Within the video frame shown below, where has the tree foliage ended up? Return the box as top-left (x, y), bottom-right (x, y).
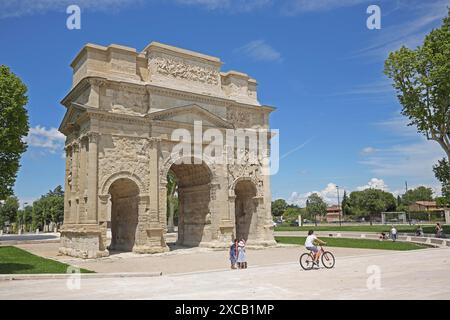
top-left (385, 10), bottom-right (450, 199)
top-left (384, 10), bottom-right (450, 159)
top-left (31, 186), bottom-right (64, 230)
top-left (347, 189), bottom-right (397, 219)
top-left (433, 158), bottom-right (450, 205)
top-left (0, 65), bottom-right (29, 200)
top-left (271, 198), bottom-right (288, 217)
top-left (166, 170), bottom-right (178, 232)
top-left (306, 193), bottom-right (327, 223)
top-left (0, 196), bottom-right (19, 226)
top-left (282, 206), bottom-right (303, 222)
top-left (401, 186), bottom-right (434, 206)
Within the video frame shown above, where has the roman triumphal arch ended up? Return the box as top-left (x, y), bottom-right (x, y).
top-left (58, 41), bottom-right (276, 258)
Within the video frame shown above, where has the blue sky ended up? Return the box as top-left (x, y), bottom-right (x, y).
top-left (0, 0), bottom-right (448, 207)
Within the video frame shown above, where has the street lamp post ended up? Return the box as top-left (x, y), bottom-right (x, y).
top-left (337, 185), bottom-right (342, 227)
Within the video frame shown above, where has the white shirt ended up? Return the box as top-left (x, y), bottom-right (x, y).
top-left (305, 234), bottom-right (317, 247)
top-left (391, 228), bottom-right (397, 235)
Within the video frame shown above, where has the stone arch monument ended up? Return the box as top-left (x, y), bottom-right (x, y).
top-left (58, 41), bottom-right (276, 258)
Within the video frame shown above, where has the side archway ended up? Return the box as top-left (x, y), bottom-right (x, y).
top-left (233, 179), bottom-right (258, 241)
top-left (108, 177), bottom-right (140, 252)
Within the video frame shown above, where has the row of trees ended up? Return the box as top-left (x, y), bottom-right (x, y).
top-left (0, 186), bottom-right (64, 233)
top-left (272, 186), bottom-right (441, 224)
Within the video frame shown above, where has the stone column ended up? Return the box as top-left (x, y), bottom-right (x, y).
top-left (98, 194), bottom-right (110, 223)
top-left (78, 136), bottom-right (88, 222)
top-left (146, 137), bottom-right (168, 252)
top-left (86, 132), bottom-right (99, 223)
top-left (71, 141), bottom-right (80, 223)
top-left (148, 138), bottom-right (160, 224)
top-left (63, 146), bottom-right (72, 223)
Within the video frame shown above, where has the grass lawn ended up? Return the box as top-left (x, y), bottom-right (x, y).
top-left (275, 224), bottom-right (449, 234)
top-left (275, 236), bottom-right (428, 251)
top-left (0, 246), bottom-right (94, 274)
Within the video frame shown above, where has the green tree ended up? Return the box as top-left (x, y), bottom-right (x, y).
top-left (306, 193), bottom-right (327, 226)
top-left (271, 198), bottom-right (288, 217)
top-left (282, 207), bottom-right (302, 223)
top-left (17, 205), bottom-right (33, 232)
top-left (0, 196), bottom-right (19, 229)
top-left (166, 171), bottom-right (178, 233)
top-left (433, 158), bottom-right (450, 205)
top-left (350, 189), bottom-right (395, 225)
top-left (385, 10), bottom-right (450, 197)
top-left (341, 190), bottom-right (350, 217)
top-left (31, 186), bottom-right (64, 231)
top-left (401, 186), bottom-right (434, 206)
top-left (0, 65), bottom-right (29, 200)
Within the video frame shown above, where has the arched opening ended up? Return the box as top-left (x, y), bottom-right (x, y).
top-left (235, 180), bottom-right (257, 241)
top-left (108, 178), bottom-right (139, 252)
top-left (168, 160), bottom-right (212, 247)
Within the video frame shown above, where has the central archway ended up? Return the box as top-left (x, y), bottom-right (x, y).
top-left (169, 160), bottom-right (212, 247)
top-left (108, 178), bottom-right (139, 252)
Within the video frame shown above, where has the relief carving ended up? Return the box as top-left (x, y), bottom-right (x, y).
top-left (112, 88), bottom-right (149, 115)
top-left (151, 56), bottom-right (219, 85)
top-left (99, 136), bottom-right (150, 192)
top-left (228, 149), bottom-right (264, 197)
top-left (226, 107), bottom-right (252, 128)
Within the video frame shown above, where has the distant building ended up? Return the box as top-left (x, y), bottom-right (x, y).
top-left (326, 205), bottom-right (341, 223)
top-left (408, 201), bottom-right (443, 212)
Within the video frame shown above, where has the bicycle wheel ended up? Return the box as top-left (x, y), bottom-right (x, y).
top-left (321, 251), bottom-right (335, 269)
top-left (299, 253), bottom-right (314, 270)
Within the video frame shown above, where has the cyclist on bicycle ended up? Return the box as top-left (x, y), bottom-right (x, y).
top-left (305, 230), bottom-right (326, 267)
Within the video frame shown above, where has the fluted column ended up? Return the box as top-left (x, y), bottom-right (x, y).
top-left (87, 132), bottom-right (99, 223)
top-left (149, 137), bottom-right (160, 224)
top-left (71, 141), bottom-right (80, 223)
top-left (63, 145), bottom-right (72, 223)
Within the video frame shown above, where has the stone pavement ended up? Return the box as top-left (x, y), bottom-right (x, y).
top-left (1, 246), bottom-right (449, 299)
top-left (15, 242), bottom-right (387, 274)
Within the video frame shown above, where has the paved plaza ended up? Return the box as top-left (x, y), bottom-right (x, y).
top-left (1, 245), bottom-right (449, 299)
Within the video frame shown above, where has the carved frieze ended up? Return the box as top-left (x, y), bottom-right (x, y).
top-left (227, 149), bottom-right (264, 197)
top-left (98, 136), bottom-right (150, 192)
top-left (150, 56), bottom-right (219, 85)
top-left (226, 107), bottom-right (252, 128)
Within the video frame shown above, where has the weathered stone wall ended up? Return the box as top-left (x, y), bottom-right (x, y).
top-left (59, 41), bottom-right (276, 259)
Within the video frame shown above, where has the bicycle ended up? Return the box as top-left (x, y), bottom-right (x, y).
top-left (299, 245), bottom-right (335, 270)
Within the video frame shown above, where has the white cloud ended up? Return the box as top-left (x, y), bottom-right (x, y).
top-left (289, 178), bottom-right (391, 207)
top-left (24, 125), bottom-right (65, 154)
top-left (356, 177), bottom-right (389, 191)
top-left (1, 0), bottom-right (142, 19)
top-left (281, 0), bottom-right (369, 15)
top-left (361, 147), bottom-right (377, 155)
top-left (174, 0), bottom-right (271, 12)
top-left (289, 182), bottom-right (344, 207)
top-left (234, 40), bottom-right (282, 62)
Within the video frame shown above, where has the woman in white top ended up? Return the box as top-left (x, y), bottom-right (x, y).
top-left (304, 230), bottom-right (326, 266)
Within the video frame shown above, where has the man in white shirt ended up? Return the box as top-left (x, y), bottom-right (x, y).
top-left (305, 230), bottom-right (326, 267)
top-left (390, 226), bottom-right (397, 242)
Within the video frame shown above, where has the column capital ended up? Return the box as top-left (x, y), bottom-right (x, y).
top-left (87, 132), bottom-right (100, 143)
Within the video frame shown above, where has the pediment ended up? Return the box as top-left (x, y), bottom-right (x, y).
top-left (147, 104), bottom-right (234, 129)
top-left (59, 103), bottom-right (86, 135)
